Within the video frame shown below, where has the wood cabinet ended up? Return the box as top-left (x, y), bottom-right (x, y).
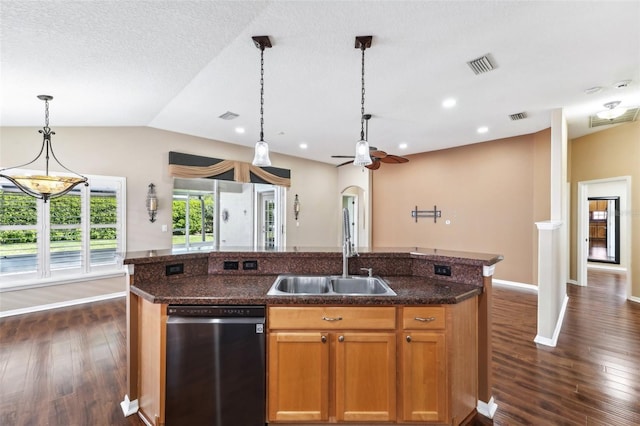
top-left (268, 332), bottom-right (330, 421)
top-left (400, 307), bottom-right (447, 422)
top-left (268, 306), bottom-right (396, 422)
top-left (399, 300), bottom-right (478, 425)
top-left (129, 299), bottom-right (478, 425)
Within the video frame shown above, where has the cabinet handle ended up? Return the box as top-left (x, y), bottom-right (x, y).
top-left (322, 316), bottom-right (343, 322)
top-left (414, 316), bottom-right (436, 322)
top-left (321, 335), bottom-right (327, 343)
top-left (338, 335), bottom-right (344, 342)
top-left (406, 335), bottom-right (412, 343)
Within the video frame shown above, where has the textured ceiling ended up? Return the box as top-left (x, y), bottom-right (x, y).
top-left (1, 1), bottom-right (639, 165)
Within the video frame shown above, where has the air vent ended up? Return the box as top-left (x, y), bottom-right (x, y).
top-left (467, 54), bottom-right (496, 75)
top-left (218, 111), bottom-right (239, 120)
top-left (589, 107), bottom-right (639, 128)
top-left (509, 112), bottom-right (527, 121)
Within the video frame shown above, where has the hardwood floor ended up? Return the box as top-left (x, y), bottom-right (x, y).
top-left (489, 269), bottom-right (640, 426)
top-left (0, 298), bottom-right (142, 426)
top-left (1, 270), bottom-right (638, 425)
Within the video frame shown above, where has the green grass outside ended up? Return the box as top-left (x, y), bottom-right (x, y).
top-left (1, 239), bottom-right (117, 256)
top-left (2, 233), bottom-right (215, 256)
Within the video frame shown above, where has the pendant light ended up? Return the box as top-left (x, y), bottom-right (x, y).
top-left (252, 36), bottom-right (273, 167)
top-left (0, 95), bottom-right (88, 202)
top-left (353, 36), bottom-right (373, 167)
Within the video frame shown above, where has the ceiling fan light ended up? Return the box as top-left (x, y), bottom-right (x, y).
top-left (353, 139), bottom-right (372, 166)
top-left (596, 107), bottom-right (627, 120)
top-left (252, 140), bottom-right (271, 167)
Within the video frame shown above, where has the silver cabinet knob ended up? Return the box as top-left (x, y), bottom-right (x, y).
top-left (406, 335), bottom-right (412, 343)
top-left (338, 335), bottom-right (344, 342)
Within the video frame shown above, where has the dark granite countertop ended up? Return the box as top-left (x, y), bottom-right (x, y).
top-left (130, 274), bottom-right (481, 306)
top-left (123, 246), bottom-right (503, 267)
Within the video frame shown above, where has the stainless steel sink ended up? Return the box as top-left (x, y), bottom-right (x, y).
top-left (267, 275), bottom-right (396, 296)
top-left (330, 276), bottom-right (392, 295)
top-left (269, 275), bottom-right (331, 294)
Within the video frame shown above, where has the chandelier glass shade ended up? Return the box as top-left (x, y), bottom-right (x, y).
top-left (0, 95), bottom-right (88, 202)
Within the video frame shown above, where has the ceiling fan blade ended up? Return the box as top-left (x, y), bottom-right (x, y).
top-left (379, 155), bottom-right (409, 164)
top-left (366, 160), bottom-right (381, 170)
top-left (370, 150), bottom-right (388, 159)
top-left (331, 155), bottom-right (355, 158)
top-left (336, 160), bottom-right (354, 167)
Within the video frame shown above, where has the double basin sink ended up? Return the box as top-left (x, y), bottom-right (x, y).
top-left (267, 274), bottom-right (397, 296)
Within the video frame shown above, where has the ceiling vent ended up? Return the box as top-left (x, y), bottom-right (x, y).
top-left (467, 54), bottom-right (496, 75)
top-left (589, 107), bottom-right (639, 128)
top-left (218, 111), bottom-right (239, 120)
top-left (509, 112), bottom-right (527, 121)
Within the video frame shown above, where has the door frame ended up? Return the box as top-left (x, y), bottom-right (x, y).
top-left (577, 176), bottom-right (631, 298)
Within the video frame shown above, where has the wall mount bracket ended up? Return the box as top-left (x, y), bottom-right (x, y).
top-left (411, 205), bottom-right (442, 223)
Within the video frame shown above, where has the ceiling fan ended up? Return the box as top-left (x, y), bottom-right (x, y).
top-left (331, 114), bottom-right (409, 170)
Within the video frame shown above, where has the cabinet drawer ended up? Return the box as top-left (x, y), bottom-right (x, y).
top-left (268, 306), bottom-right (396, 330)
top-left (402, 307), bottom-right (445, 330)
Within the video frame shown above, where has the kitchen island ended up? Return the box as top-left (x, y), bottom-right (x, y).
top-left (122, 247), bottom-right (502, 425)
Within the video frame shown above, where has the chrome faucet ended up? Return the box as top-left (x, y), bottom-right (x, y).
top-left (342, 208), bottom-right (357, 277)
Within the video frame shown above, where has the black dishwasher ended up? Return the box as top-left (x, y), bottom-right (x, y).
top-left (165, 305), bottom-right (266, 426)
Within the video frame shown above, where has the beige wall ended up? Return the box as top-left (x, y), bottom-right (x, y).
top-left (569, 121), bottom-right (639, 297)
top-left (0, 126), bottom-right (339, 251)
top-left (371, 129), bottom-right (551, 284)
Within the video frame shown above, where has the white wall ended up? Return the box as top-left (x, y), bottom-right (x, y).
top-left (1, 126), bottom-right (340, 251)
top-left (219, 183), bottom-right (253, 247)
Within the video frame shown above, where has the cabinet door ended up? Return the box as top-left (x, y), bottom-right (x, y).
top-left (401, 331), bottom-right (447, 422)
top-left (335, 332), bottom-right (396, 422)
top-left (268, 332), bottom-right (329, 422)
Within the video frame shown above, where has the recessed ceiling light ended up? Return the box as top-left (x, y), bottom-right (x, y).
top-left (477, 126), bottom-right (489, 134)
top-left (442, 98), bottom-right (456, 108)
top-left (584, 86), bottom-right (602, 95)
top-left (299, 143), bottom-right (308, 149)
top-left (235, 127), bottom-right (245, 134)
top-left (398, 143), bottom-right (408, 150)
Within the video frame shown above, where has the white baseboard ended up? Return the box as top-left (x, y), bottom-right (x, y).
top-left (534, 294), bottom-right (569, 347)
top-left (120, 394), bottom-right (139, 417)
top-left (587, 263), bottom-right (627, 272)
top-left (628, 295), bottom-right (640, 304)
top-left (477, 396), bottom-right (498, 419)
top-left (0, 291), bottom-right (125, 318)
top-left (492, 279), bottom-right (538, 292)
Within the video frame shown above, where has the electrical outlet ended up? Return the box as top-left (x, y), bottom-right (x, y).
top-left (434, 264), bottom-right (452, 276)
top-left (223, 261), bottom-right (239, 270)
top-left (243, 260), bottom-right (258, 270)
top-left (166, 263), bottom-right (184, 276)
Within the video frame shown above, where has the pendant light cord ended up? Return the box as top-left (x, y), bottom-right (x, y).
top-left (360, 45), bottom-right (366, 141)
top-left (259, 45), bottom-right (265, 142)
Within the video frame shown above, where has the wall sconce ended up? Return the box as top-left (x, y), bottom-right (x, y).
top-left (293, 194), bottom-right (301, 226)
top-left (146, 183), bottom-right (158, 223)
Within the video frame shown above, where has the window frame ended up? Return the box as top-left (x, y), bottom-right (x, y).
top-left (0, 170), bottom-right (126, 288)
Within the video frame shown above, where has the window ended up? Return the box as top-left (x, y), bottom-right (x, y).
top-left (0, 173), bottom-right (126, 286)
top-left (172, 191), bottom-right (214, 250)
top-left (172, 178), bottom-right (285, 251)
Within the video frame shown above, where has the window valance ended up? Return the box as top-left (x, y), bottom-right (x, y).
top-left (168, 151), bottom-right (291, 188)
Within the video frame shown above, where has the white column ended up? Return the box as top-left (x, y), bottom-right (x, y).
top-left (534, 221), bottom-right (569, 347)
top-left (477, 264), bottom-right (498, 419)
